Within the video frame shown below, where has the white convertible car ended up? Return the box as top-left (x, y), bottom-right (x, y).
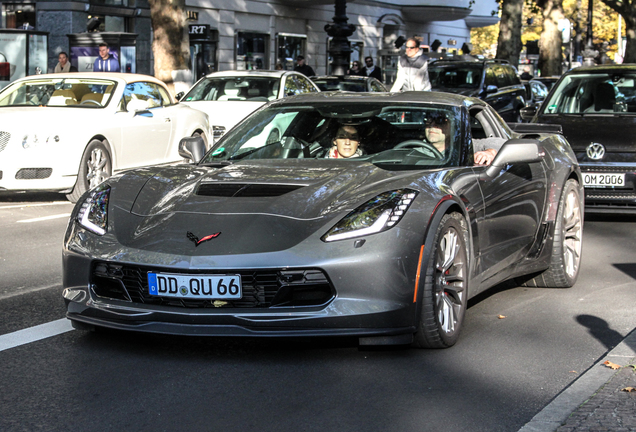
top-left (0, 73), bottom-right (210, 201)
top-left (178, 70), bottom-right (320, 142)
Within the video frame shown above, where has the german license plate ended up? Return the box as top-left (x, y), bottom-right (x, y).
top-left (148, 273), bottom-right (242, 299)
top-left (583, 173), bottom-right (625, 188)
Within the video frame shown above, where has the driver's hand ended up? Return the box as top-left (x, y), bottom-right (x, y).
top-left (474, 149), bottom-right (497, 166)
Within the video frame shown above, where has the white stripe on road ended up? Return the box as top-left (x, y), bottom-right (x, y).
top-left (0, 202), bottom-right (72, 210)
top-left (0, 319), bottom-right (74, 352)
top-left (17, 213), bottom-right (71, 223)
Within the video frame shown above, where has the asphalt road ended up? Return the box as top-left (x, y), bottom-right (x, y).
top-left (2, 193), bottom-right (636, 432)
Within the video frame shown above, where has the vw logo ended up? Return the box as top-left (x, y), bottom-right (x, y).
top-left (586, 142), bottom-right (605, 160)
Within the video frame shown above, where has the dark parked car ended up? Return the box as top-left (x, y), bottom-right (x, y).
top-left (310, 75), bottom-right (388, 92)
top-left (522, 79), bottom-right (549, 114)
top-left (63, 91), bottom-right (583, 349)
top-left (429, 58), bottom-right (527, 122)
top-left (532, 76), bottom-right (560, 92)
top-left (522, 64), bottom-right (636, 212)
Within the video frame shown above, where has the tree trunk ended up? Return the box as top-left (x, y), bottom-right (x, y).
top-left (537, 0), bottom-right (564, 76)
top-left (495, 0), bottom-right (524, 66)
top-left (149, 0), bottom-right (190, 95)
top-left (602, 0), bottom-right (636, 63)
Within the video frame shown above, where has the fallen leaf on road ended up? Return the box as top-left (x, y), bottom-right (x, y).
top-left (622, 387), bottom-right (635, 392)
top-left (603, 360), bottom-right (621, 370)
top-left (497, 315), bottom-right (506, 319)
top-left (569, 371), bottom-right (578, 374)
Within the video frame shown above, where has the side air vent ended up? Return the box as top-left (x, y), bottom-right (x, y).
top-left (197, 183), bottom-right (303, 197)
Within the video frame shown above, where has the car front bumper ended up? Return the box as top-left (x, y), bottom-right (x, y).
top-left (63, 220), bottom-right (423, 340)
top-left (580, 163), bottom-right (636, 213)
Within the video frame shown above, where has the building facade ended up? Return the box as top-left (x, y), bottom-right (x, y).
top-left (1, 0), bottom-right (498, 86)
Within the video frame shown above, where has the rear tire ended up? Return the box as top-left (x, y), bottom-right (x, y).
top-left (66, 140), bottom-right (112, 202)
top-left (413, 212), bottom-right (469, 349)
top-left (519, 179), bottom-right (583, 288)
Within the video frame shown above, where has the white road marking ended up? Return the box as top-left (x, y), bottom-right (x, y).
top-left (0, 319), bottom-right (74, 352)
top-left (17, 213), bottom-right (71, 223)
top-left (0, 202), bottom-right (72, 210)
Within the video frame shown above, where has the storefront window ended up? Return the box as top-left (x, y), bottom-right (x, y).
top-left (87, 15), bottom-right (129, 32)
top-left (237, 32), bottom-right (268, 70)
top-left (276, 33), bottom-right (306, 71)
top-left (2, 3), bottom-right (36, 29)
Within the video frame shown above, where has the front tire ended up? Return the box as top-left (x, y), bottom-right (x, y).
top-left (66, 140), bottom-right (112, 202)
top-left (413, 212), bottom-right (469, 349)
top-left (519, 179), bottom-right (583, 288)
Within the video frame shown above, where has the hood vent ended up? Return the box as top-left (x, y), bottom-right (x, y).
top-left (197, 183), bottom-right (303, 197)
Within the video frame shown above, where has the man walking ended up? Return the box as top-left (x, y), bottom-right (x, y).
top-left (361, 56), bottom-right (382, 82)
top-left (390, 38), bottom-right (430, 92)
top-left (93, 43), bottom-right (120, 72)
top-left (294, 55), bottom-right (315, 77)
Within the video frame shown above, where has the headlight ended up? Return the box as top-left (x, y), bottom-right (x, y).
top-left (77, 184), bottom-right (110, 235)
top-left (22, 134), bottom-right (60, 149)
top-left (322, 189), bottom-right (418, 242)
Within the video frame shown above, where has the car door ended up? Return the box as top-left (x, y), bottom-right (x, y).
top-left (116, 81), bottom-right (175, 169)
top-left (470, 106), bottom-right (547, 285)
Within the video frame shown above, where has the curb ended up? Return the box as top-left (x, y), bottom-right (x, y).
top-left (518, 328), bottom-right (636, 432)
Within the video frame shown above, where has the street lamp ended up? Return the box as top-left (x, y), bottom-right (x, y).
top-left (582, 0), bottom-right (598, 66)
top-left (324, 0), bottom-right (356, 76)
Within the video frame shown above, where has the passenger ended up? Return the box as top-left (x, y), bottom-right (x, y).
top-left (425, 113), bottom-right (497, 165)
top-left (328, 125), bottom-right (364, 158)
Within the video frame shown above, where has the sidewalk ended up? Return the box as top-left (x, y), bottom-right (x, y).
top-left (519, 329), bottom-right (636, 432)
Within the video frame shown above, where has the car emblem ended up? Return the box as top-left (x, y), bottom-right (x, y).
top-left (187, 231), bottom-right (221, 247)
top-left (586, 142), bottom-right (605, 160)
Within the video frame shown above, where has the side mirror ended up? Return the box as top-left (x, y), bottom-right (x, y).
top-left (178, 136), bottom-right (206, 163)
top-left (520, 106), bottom-right (537, 122)
top-left (175, 91), bottom-right (184, 101)
top-left (485, 85), bottom-right (498, 94)
top-left (483, 139), bottom-right (544, 179)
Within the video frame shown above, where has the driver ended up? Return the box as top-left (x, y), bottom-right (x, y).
top-left (327, 125), bottom-right (364, 158)
top-left (425, 113), bottom-right (497, 165)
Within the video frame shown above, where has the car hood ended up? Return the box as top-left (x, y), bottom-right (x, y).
top-left (179, 100), bottom-right (265, 130)
top-left (430, 87), bottom-right (479, 98)
top-left (107, 160), bottom-right (427, 255)
top-left (535, 114), bottom-right (636, 162)
top-left (0, 106), bottom-right (104, 131)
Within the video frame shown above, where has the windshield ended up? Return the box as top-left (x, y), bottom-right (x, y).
top-left (429, 64), bottom-right (483, 89)
top-left (201, 102), bottom-right (464, 169)
top-left (542, 72), bottom-right (636, 114)
top-left (182, 77), bottom-right (281, 102)
top-left (0, 78), bottom-right (116, 107)
top-left (314, 79), bottom-right (367, 92)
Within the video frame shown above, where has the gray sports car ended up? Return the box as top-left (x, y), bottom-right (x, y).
top-left (63, 91), bottom-right (584, 348)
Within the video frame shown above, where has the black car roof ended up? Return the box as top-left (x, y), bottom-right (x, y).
top-left (564, 64), bottom-right (636, 75)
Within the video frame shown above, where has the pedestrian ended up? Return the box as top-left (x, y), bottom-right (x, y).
top-left (361, 56), bottom-right (382, 82)
top-left (519, 66), bottom-right (533, 80)
top-left (294, 55), bottom-right (315, 77)
top-left (347, 61), bottom-right (364, 76)
top-left (93, 43), bottom-right (120, 72)
top-left (54, 52), bottom-right (77, 73)
top-left (390, 38), bottom-right (431, 92)
top-left (275, 63), bottom-right (284, 70)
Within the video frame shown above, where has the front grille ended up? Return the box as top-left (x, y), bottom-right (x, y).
top-left (197, 183), bottom-right (303, 197)
top-left (0, 131), bottom-right (9, 153)
top-left (15, 168), bottom-right (52, 180)
top-left (580, 165), bottom-right (636, 173)
top-left (91, 262), bottom-right (335, 309)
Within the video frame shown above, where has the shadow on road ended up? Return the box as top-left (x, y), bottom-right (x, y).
top-left (0, 191), bottom-right (67, 203)
top-left (584, 212), bottom-right (636, 223)
top-left (576, 314), bottom-right (625, 351)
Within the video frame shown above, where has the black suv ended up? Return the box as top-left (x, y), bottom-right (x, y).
top-left (428, 58), bottom-right (526, 122)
